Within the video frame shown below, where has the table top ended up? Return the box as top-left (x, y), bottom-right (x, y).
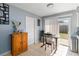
top-left (44, 33), bottom-right (58, 38)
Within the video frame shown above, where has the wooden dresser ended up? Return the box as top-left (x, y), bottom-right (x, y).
top-left (11, 32), bottom-right (28, 56)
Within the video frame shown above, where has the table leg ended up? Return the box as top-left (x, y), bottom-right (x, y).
top-left (41, 36), bottom-right (45, 47)
top-left (54, 38), bottom-right (57, 53)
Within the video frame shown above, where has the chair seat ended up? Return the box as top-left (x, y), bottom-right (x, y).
top-left (46, 42), bottom-right (52, 45)
top-left (46, 41), bottom-right (54, 45)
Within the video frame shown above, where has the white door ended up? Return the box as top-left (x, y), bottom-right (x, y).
top-left (34, 18), bottom-right (40, 43)
top-left (26, 16), bottom-right (35, 45)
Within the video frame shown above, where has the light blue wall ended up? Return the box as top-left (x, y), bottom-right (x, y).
top-left (0, 4), bottom-right (42, 55)
top-left (0, 26), bottom-right (13, 55)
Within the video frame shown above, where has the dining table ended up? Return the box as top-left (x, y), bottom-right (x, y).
top-left (41, 33), bottom-right (58, 54)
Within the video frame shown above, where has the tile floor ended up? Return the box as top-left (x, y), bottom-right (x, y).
top-left (53, 45), bottom-right (78, 56)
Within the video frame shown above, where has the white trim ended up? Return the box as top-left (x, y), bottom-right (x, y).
top-left (0, 51), bottom-right (10, 56)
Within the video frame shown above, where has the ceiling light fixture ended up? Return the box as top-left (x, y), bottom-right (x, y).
top-left (47, 3), bottom-right (54, 8)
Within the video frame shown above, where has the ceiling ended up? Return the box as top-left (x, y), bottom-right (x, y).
top-left (9, 3), bottom-right (79, 17)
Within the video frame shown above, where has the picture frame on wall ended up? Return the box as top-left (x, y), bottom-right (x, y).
top-left (0, 3), bottom-right (9, 25)
top-left (37, 19), bottom-right (40, 26)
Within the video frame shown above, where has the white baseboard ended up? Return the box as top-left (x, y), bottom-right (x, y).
top-left (35, 40), bottom-right (39, 43)
top-left (0, 51), bottom-right (10, 56)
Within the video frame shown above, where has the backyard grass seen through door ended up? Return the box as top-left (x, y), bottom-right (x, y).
top-left (60, 33), bottom-right (68, 39)
top-left (59, 33), bottom-right (68, 46)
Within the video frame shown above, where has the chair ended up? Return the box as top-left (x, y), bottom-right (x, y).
top-left (44, 34), bottom-right (55, 52)
top-left (40, 30), bottom-right (44, 42)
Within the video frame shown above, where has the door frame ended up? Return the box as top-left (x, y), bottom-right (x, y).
top-left (26, 16), bottom-right (35, 45)
top-left (58, 16), bottom-right (72, 47)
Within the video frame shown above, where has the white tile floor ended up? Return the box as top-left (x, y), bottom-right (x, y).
top-left (58, 38), bottom-right (69, 46)
top-left (53, 45), bottom-right (79, 56)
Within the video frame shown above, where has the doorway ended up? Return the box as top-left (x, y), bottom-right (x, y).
top-left (26, 16), bottom-right (40, 45)
top-left (58, 16), bottom-right (71, 47)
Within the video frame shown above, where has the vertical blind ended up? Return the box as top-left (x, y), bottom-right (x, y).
top-left (45, 18), bottom-right (59, 36)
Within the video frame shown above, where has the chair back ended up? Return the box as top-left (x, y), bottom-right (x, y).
top-left (44, 33), bottom-right (52, 43)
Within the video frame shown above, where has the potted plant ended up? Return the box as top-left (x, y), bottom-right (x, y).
top-left (11, 21), bottom-right (21, 32)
